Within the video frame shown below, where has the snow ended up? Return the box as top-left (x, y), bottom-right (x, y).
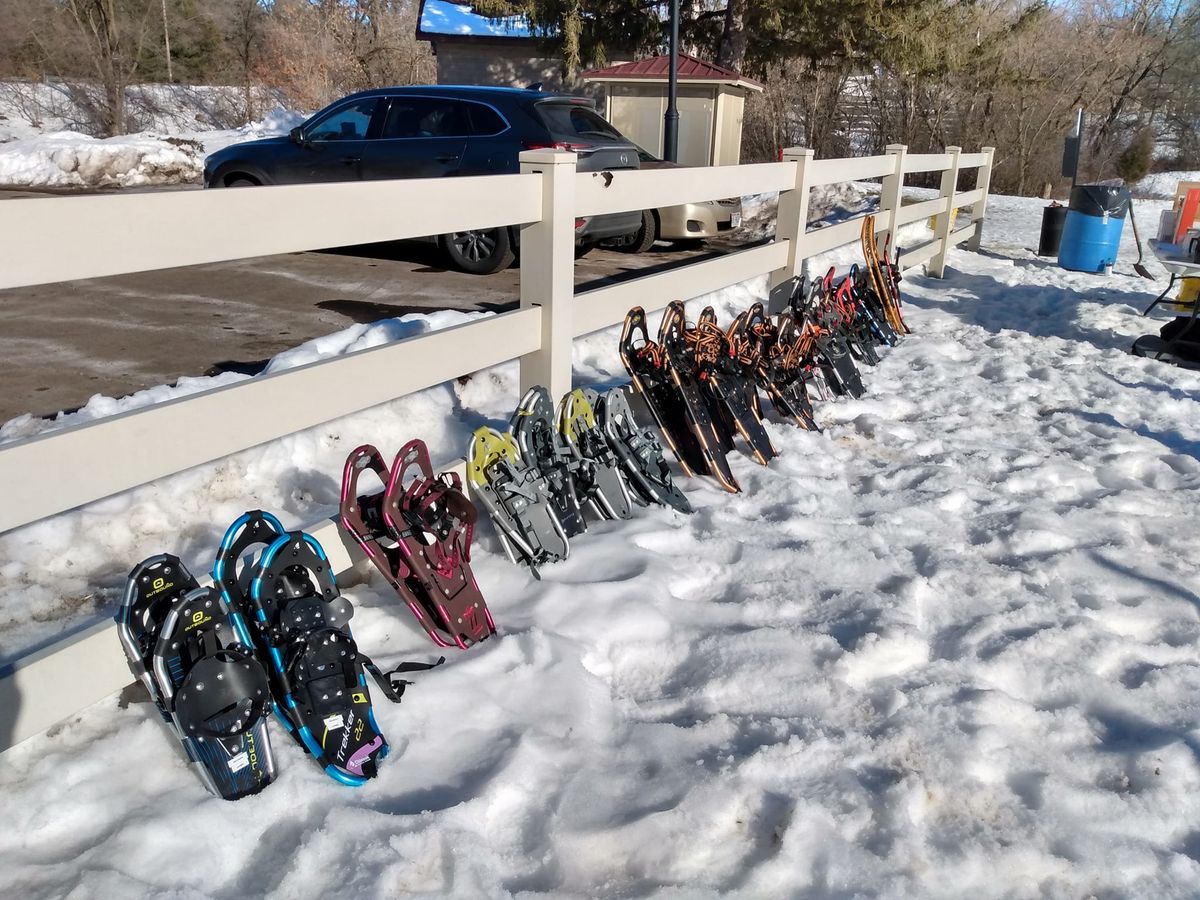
top-left (0, 82), bottom-right (304, 188)
top-left (5, 194), bottom-right (1200, 896)
top-left (1136, 170), bottom-right (1200, 201)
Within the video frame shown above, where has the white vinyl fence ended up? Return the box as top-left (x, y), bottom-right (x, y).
top-left (0, 143), bottom-right (994, 751)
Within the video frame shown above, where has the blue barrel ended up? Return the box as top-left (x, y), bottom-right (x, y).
top-left (1058, 184), bottom-right (1130, 273)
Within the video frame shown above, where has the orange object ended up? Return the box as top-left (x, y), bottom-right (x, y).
top-left (1176, 187), bottom-right (1200, 245)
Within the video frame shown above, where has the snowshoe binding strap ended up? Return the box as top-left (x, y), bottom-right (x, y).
top-left (152, 585), bottom-right (276, 800)
top-left (511, 385), bottom-right (588, 536)
top-left (559, 388), bottom-right (634, 521)
top-left (339, 445), bottom-right (450, 646)
top-left (249, 531), bottom-right (395, 785)
top-left (468, 426), bottom-right (569, 578)
top-left (597, 387), bottom-right (691, 513)
top-left (383, 439), bottom-right (497, 650)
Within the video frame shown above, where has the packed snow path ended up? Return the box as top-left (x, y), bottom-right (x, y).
top-left (3, 195), bottom-right (1200, 897)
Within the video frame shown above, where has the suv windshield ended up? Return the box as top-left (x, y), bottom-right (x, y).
top-left (535, 102), bottom-right (625, 143)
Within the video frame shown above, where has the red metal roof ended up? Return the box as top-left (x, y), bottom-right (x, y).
top-left (580, 54), bottom-right (763, 89)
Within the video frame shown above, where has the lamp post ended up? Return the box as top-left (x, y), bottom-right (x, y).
top-left (663, 0), bottom-right (679, 162)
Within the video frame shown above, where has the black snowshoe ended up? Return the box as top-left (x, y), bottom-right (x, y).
top-left (119, 555), bottom-right (275, 800)
top-left (595, 387), bottom-right (691, 513)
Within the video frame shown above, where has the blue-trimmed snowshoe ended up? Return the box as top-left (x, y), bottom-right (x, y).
top-left (246, 530), bottom-right (438, 785)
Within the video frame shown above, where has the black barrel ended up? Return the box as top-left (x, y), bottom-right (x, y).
top-left (1038, 204), bottom-right (1068, 257)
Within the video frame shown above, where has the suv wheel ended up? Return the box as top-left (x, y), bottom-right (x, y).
top-left (614, 210), bottom-right (658, 254)
top-left (441, 228), bottom-right (515, 275)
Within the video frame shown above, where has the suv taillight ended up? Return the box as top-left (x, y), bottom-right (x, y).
top-left (523, 141), bottom-right (594, 152)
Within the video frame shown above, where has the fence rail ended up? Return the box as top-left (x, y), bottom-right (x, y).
top-left (0, 142), bottom-right (994, 752)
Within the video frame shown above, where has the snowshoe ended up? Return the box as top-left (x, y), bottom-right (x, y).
top-left (340, 446), bottom-right (449, 646)
top-left (558, 388), bottom-right (634, 521)
top-left (686, 305), bottom-right (777, 465)
top-left (511, 386), bottom-right (588, 537)
top-left (382, 439), bottom-right (496, 649)
top-left (119, 556), bottom-right (276, 801)
top-left (657, 302), bottom-right (741, 492)
top-left (732, 304), bottom-right (820, 432)
top-left (246, 530), bottom-right (433, 785)
top-left (468, 426), bottom-right (569, 577)
top-left (619, 306), bottom-right (710, 479)
top-left (596, 387), bottom-right (691, 513)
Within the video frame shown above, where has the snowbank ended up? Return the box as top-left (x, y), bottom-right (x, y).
top-left (3, 196), bottom-right (1200, 896)
top-left (1134, 170), bottom-right (1200, 200)
top-left (0, 108), bottom-right (304, 189)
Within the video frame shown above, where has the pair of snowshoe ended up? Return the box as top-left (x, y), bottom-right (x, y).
top-left (119, 512), bottom-right (441, 799)
top-left (339, 438), bottom-right (496, 651)
top-left (468, 385), bottom-right (690, 577)
top-left (620, 301), bottom-right (782, 494)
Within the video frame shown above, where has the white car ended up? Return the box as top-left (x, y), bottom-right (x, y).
top-left (606, 149), bottom-right (743, 253)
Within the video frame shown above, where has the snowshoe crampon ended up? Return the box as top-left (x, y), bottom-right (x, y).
top-left (559, 388), bottom-right (633, 521)
top-left (382, 439), bottom-right (496, 649)
top-left (468, 425), bottom-right (569, 577)
top-left (510, 386), bottom-right (587, 536)
top-left (596, 387), bottom-right (691, 513)
top-left (248, 532), bottom-right (404, 785)
top-left (121, 556), bottom-right (276, 801)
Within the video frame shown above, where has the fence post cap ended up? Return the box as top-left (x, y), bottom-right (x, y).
top-left (518, 149), bottom-right (579, 166)
top-left (781, 146), bottom-right (815, 160)
top-left (885, 143), bottom-right (907, 152)
top-left (946, 146), bottom-right (963, 154)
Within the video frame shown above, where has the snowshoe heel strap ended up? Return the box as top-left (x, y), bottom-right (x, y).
top-left (362, 654), bottom-right (446, 704)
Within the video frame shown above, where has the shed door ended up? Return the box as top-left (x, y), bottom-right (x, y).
top-left (677, 88), bottom-right (715, 167)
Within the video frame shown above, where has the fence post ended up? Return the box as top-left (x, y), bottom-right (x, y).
top-left (928, 145), bottom-right (962, 278)
top-left (879, 143), bottom-right (907, 255)
top-left (767, 146), bottom-right (814, 314)
top-left (967, 146), bottom-right (994, 252)
top-left (518, 149), bottom-right (577, 399)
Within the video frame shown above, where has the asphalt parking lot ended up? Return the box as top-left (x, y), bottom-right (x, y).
top-left (0, 200), bottom-right (758, 423)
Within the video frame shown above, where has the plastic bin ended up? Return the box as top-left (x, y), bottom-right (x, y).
top-left (1058, 184), bottom-right (1130, 274)
top-left (1038, 204), bottom-right (1068, 257)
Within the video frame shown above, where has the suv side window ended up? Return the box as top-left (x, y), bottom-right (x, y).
top-left (465, 103), bottom-right (506, 136)
top-left (382, 98), bottom-right (471, 139)
top-left (306, 98), bottom-right (378, 142)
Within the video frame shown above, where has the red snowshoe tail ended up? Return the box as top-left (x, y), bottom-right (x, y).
top-left (383, 439), bottom-right (496, 651)
top-left (339, 445), bottom-right (453, 648)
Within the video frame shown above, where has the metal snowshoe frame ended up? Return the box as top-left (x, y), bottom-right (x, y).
top-left (596, 387), bottom-right (692, 514)
top-left (789, 279), bottom-right (865, 399)
top-left (656, 301), bottom-right (741, 492)
top-left (685, 304), bottom-right (777, 465)
top-left (558, 388), bottom-right (634, 521)
top-left (382, 439), bottom-right (496, 649)
top-left (619, 306), bottom-right (712, 479)
top-left (728, 303), bottom-right (820, 432)
top-left (468, 425), bottom-right (569, 578)
top-left (510, 386), bottom-right (588, 537)
top-left (861, 214), bottom-right (909, 335)
top-left (340, 445), bottom-right (450, 645)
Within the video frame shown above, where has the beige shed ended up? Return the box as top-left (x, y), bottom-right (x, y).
top-left (580, 54), bottom-right (763, 167)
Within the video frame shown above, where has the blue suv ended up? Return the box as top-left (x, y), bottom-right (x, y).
top-left (203, 85), bottom-right (643, 273)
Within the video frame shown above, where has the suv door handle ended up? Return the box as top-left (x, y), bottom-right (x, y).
top-left (436, 155), bottom-right (459, 163)
top-left (339, 156), bottom-right (360, 165)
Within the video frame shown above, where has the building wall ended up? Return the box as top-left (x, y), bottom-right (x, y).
top-left (607, 84), bottom-right (718, 165)
top-left (716, 90), bottom-right (745, 166)
top-left (433, 41), bottom-right (567, 91)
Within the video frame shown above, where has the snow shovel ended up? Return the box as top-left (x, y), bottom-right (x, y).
top-left (1128, 197), bottom-right (1154, 280)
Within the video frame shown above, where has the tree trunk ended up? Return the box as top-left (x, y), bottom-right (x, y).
top-left (716, 0), bottom-right (748, 72)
